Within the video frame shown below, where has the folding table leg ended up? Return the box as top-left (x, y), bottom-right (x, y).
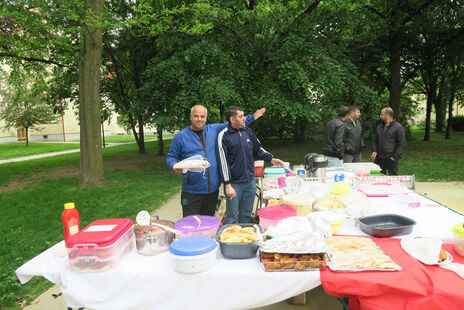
top-left (287, 292), bottom-right (306, 305)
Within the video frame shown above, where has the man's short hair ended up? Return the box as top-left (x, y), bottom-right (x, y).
top-left (226, 106), bottom-right (243, 122)
top-left (338, 106), bottom-right (350, 118)
top-left (349, 106), bottom-right (360, 112)
top-left (383, 107), bottom-right (394, 118)
top-left (191, 105), bottom-right (208, 116)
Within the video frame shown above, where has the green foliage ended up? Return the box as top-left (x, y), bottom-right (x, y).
top-left (0, 71), bottom-right (60, 143)
top-left (451, 116), bottom-right (464, 131)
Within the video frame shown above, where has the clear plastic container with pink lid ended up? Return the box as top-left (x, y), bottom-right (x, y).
top-left (174, 215), bottom-right (220, 238)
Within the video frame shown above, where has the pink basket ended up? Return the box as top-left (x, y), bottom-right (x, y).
top-left (257, 206), bottom-right (297, 229)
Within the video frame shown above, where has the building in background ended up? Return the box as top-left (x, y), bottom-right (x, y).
top-left (0, 104), bottom-right (150, 143)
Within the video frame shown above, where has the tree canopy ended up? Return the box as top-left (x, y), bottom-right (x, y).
top-left (1, 0), bottom-right (464, 170)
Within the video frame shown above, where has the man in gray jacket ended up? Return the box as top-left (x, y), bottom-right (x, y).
top-left (343, 106), bottom-right (364, 163)
top-left (323, 106), bottom-right (350, 160)
top-left (371, 107), bottom-right (406, 175)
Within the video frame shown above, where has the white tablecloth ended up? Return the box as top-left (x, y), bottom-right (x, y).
top-left (16, 192), bottom-right (464, 310)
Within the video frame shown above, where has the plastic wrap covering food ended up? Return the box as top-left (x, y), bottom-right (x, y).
top-left (400, 237), bottom-right (451, 265)
top-left (342, 191), bottom-right (379, 219)
top-left (313, 194), bottom-right (345, 210)
top-left (261, 216), bottom-right (330, 254)
top-left (265, 216), bottom-right (331, 239)
top-left (325, 236), bottom-right (401, 271)
top-left (173, 155), bottom-right (210, 172)
top-left (263, 188), bottom-right (285, 199)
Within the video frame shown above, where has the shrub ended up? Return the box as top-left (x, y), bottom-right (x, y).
top-left (451, 116), bottom-right (464, 131)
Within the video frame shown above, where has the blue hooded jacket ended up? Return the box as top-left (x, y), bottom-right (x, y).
top-left (166, 115), bottom-right (255, 194)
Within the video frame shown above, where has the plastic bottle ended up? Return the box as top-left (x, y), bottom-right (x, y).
top-left (62, 202), bottom-right (80, 242)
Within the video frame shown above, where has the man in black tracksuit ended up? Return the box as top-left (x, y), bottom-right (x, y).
top-left (343, 106), bottom-right (365, 163)
top-left (371, 107), bottom-right (406, 175)
top-left (217, 106), bottom-right (284, 224)
top-left (323, 106), bottom-right (350, 159)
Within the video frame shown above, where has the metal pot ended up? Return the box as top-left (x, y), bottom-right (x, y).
top-left (134, 218), bottom-right (175, 256)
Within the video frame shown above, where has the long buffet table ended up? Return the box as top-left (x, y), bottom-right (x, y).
top-left (16, 191), bottom-right (464, 310)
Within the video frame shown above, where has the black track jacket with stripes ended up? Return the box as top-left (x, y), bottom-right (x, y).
top-left (217, 125), bottom-right (273, 185)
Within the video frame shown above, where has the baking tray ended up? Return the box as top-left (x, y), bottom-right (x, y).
top-left (260, 251), bottom-right (327, 272)
top-left (357, 214), bottom-right (416, 238)
top-left (326, 236), bottom-right (401, 271)
top-left (216, 223), bottom-right (262, 259)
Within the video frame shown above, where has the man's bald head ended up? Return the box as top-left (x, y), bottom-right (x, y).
top-left (190, 105), bottom-right (208, 131)
top-left (380, 107), bottom-right (395, 124)
top-left (191, 105), bottom-right (207, 116)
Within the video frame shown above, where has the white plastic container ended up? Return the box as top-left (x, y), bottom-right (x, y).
top-left (66, 218), bottom-right (135, 272)
top-left (452, 224), bottom-right (464, 257)
top-left (282, 194), bottom-right (315, 216)
top-left (169, 236), bottom-right (218, 274)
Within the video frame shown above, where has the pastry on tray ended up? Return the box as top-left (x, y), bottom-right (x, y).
top-left (220, 225), bottom-right (258, 243)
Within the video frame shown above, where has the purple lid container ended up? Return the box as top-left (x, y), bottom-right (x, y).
top-left (174, 215), bottom-right (220, 234)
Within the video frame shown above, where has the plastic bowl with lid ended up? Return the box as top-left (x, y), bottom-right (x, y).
top-left (169, 236), bottom-right (218, 273)
top-left (257, 206), bottom-right (297, 229)
top-left (452, 223), bottom-right (464, 257)
top-left (174, 215), bottom-right (220, 238)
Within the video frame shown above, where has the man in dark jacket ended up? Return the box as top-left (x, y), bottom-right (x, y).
top-left (217, 106), bottom-right (284, 224)
top-left (371, 107), bottom-right (406, 175)
top-left (343, 106), bottom-right (364, 163)
top-left (323, 106), bottom-right (350, 159)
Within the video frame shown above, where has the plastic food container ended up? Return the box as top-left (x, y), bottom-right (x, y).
top-left (254, 160), bottom-right (264, 177)
top-left (66, 218), bottom-right (135, 272)
top-left (316, 212), bottom-right (345, 234)
top-left (134, 219), bottom-right (175, 256)
top-left (174, 215), bottom-right (220, 238)
top-left (389, 194), bottom-right (421, 208)
top-left (169, 236), bottom-right (218, 273)
top-left (257, 206), bottom-right (297, 229)
top-left (216, 224), bottom-right (262, 259)
top-left (282, 194), bottom-right (315, 216)
top-left (452, 223), bottom-right (464, 257)
top-left (357, 214), bottom-right (416, 238)
top-left (264, 167), bottom-right (286, 178)
top-left (355, 169), bottom-right (370, 176)
top-left (343, 162), bottom-right (381, 174)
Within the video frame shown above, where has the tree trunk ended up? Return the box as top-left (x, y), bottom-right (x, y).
top-left (293, 118), bottom-right (305, 143)
top-left (25, 126), bottom-right (29, 147)
top-left (445, 89), bottom-right (455, 140)
top-left (434, 78), bottom-right (446, 133)
top-left (137, 115), bottom-right (145, 154)
top-left (157, 126), bottom-right (164, 156)
top-left (424, 84), bottom-right (436, 141)
top-left (445, 67), bottom-right (457, 139)
top-left (388, 31), bottom-right (402, 120)
top-left (79, 0), bottom-right (104, 187)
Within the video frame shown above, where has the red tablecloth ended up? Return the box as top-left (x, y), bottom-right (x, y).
top-left (320, 237), bottom-right (464, 310)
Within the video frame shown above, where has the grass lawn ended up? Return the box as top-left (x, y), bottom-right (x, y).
top-left (0, 142), bottom-right (180, 309)
top-left (0, 143), bottom-right (80, 160)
